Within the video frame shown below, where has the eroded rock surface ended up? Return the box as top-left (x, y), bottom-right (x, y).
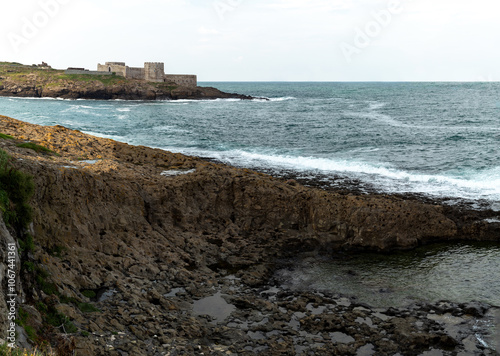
top-left (0, 115), bottom-right (498, 355)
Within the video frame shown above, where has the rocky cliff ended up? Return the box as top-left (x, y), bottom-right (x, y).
top-left (0, 115), bottom-right (499, 355)
top-left (0, 64), bottom-right (254, 100)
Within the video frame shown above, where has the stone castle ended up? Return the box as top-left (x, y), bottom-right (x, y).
top-left (65, 62), bottom-right (197, 87)
top-left (98, 62), bottom-right (197, 87)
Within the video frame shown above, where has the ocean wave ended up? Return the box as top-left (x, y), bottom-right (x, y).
top-left (345, 111), bottom-right (411, 128)
top-left (367, 101), bottom-right (387, 110)
top-left (254, 96), bottom-right (296, 102)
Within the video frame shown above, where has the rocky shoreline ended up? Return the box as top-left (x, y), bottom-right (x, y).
top-left (0, 115), bottom-right (499, 355)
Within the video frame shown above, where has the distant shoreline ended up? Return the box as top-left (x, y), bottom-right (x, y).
top-left (0, 63), bottom-right (256, 101)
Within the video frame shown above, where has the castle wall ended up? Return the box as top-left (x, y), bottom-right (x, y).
top-left (164, 75), bottom-right (197, 87)
top-left (126, 67), bottom-right (145, 80)
top-left (65, 69), bottom-right (113, 76)
top-left (97, 63), bottom-right (127, 77)
top-left (144, 62), bottom-right (165, 82)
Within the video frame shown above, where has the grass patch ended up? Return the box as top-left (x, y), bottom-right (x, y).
top-left (35, 275), bottom-right (58, 296)
top-left (0, 62), bottom-right (23, 66)
top-left (16, 143), bottom-right (53, 155)
top-left (81, 290), bottom-right (96, 299)
top-left (0, 133), bottom-right (14, 140)
top-left (57, 73), bottom-right (127, 86)
top-left (77, 302), bottom-right (100, 313)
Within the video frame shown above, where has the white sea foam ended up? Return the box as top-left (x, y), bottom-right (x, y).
top-left (184, 149), bottom-right (500, 202)
top-left (117, 108), bottom-right (131, 112)
top-left (346, 111), bottom-right (410, 128)
top-left (367, 101), bottom-right (386, 110)
top-left (255, 96), bottom-right (296, 102)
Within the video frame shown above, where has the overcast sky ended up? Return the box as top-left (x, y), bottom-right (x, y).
top-left (1, 0), bottom-right (500, 81)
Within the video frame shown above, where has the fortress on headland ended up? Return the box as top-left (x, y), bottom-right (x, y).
top-left (66, 62), bottom-right (197, 87)
top-left (98, 62), bottom-right (197, 87)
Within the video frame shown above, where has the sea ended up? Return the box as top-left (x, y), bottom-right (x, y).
top-left (1, 83), bottom-right (500, 335)
top-left (1, 82), bottom-right (500, 209)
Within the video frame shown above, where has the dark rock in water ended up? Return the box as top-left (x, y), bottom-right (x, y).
top-left (461, 301), bottom-right (489, 317)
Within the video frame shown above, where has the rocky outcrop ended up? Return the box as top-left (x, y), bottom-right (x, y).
top-left (0, 115), bottom-right (499, 354)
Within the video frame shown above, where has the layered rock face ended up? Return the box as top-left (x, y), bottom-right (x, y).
top-left (0, 116), bottom-right (498, 355)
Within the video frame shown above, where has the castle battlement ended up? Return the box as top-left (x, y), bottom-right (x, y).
top-left (97, 61), bottom-right (197, 87)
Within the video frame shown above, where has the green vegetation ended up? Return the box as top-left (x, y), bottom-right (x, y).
top-left (18, 233), bottom-right (34, 254)
top-left (35, 298), bottom-right (79, 336)
top-left (45, 310), bottom-right (78, 334)
top-left (81, 289), bottom-right (96, 299)
top-left (16, 143), bottom-right (53, 155)
top-left (57, 73), bottom-right (127, 86)
top-left (15, 308), bottom-right (37, 341)
top-left (0, 149), bottom-right (34, 230)
top-left (48, 245), bottom-right (66, 258)
top-left (34, 267), bottom-right (58, 296)
top-left (77, 302), bottom-right (100, 313)
top-left (0, 133), bottom-right (14, 140)
top-left (22, 261), bottom-right (35, 272)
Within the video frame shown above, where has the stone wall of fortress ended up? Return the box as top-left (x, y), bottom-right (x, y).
top-left (96, 62), bottom-right (197, 86)
top-left (97, 63), bottom-right (127, 77)
top-left (145, 62), bottom-right (165, 82)
top-left (126, 67), bottom-right (145, 80)
top-left (65, 69), bottom-right (113, 76)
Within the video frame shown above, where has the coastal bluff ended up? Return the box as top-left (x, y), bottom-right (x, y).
top-left (0, 115), bottom-right (499, 355)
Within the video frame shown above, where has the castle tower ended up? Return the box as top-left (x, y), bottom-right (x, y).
top-left (144, 62), bottom-right (165, 82)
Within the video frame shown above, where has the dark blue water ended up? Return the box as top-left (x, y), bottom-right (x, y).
top-left (1, 82), bottom-right (500, 205)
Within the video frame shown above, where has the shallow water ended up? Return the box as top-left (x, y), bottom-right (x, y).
top-left (192, 292), bottom-right (235, 323)
top-left (275, 242), bottom-right (500, 308)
